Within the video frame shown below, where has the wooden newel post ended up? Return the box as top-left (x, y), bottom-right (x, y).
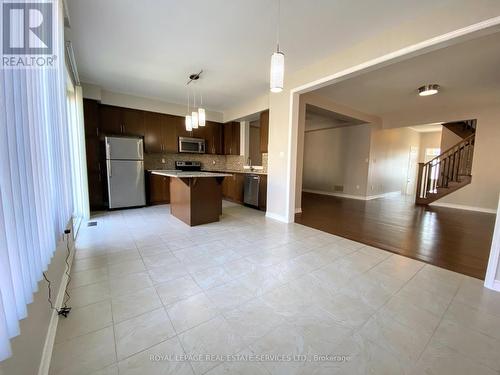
top-left (415, 163), bottom-right (425, 203)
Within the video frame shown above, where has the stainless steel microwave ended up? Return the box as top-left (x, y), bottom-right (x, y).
top-left (178, 137), bottom-right (206, 154)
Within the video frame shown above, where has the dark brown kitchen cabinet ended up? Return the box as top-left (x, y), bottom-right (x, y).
top-left (147, 172), bottom-right (170, 205)
top-left (260, 110), bottom-right (269, 154)
top-left (144, 111), bottom-right (164, 153)
top-left (83, 99), bottom-right (106, 210)
top-left (205, 121), bottom-right (222, 154)
top-left (99, 105), bottom-right (144, 137)
top-left (258, 174), bottom-right (267, 211)
top-left (223, 122), bottom-right (240, 155)
top-left (121, 108), bottom-right (145, 136)
top-left (99, 105), bottom-right (122, 137)
top-left (221, 173), bottom-right (244, 203)
top-left (83, 99), bottom-right (100, 138)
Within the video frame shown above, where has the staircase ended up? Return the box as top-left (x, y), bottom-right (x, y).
top-left (442, 119), bottom-right (476, 139)
top-left (415, 125), bottom-right (476, 205)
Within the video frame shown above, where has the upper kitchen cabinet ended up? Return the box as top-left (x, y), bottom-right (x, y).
top-left (260, 110), bottom-right (269, 153)
top-left (144, 112), bottom-right (181, 154)
top-left (144, 111), bottom-right (164, 153)
top-left (223, 122), bottom-right (240, 155)
top-left (83, 99), bottom-right (100, 138)
top-left (204, 121), bottom-right (223, 155)
top-left (99, 105), bottom-right (122, 137)
top-left (121, 108), bottom-right (145, 136)
top-left (99, 105), bottom-right (144, 138)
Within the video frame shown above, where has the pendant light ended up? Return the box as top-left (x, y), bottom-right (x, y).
top-left (185, 87), bottom-right (192, 131)
top-left (185, 70), bottom-right (206, 130)
top-left (198, 89), bottom-right (206, 127)
top-left (270, 0), bottom-right (284, 93)
top-left (191, 89), bottom-right (199, 129)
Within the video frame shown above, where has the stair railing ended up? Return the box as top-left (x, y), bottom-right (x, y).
top-left (416, 133), bottom-right (475, 202)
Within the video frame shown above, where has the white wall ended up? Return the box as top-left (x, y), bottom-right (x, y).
top-left (222, 5), bottom-right (500, 222)
top-left (440, 126), bottom-right (463, 152)
top-left (302, 124), bottom-right (371, 196)
top-left (418, 131), bottom-right (442, 163)
top-left (367, 127), bottom-right (421, 196)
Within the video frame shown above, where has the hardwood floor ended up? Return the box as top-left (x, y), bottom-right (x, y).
top-left (295, 192), bottom-right (496, 279)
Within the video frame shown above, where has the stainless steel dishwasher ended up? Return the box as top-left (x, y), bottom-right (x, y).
top-left (244, 174), bottom-right (260, 207)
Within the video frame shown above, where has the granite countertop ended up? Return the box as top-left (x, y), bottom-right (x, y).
top-left (150, 170), bottom-right (233, 178)
top-left (204, 169), bottom-right (268, 175)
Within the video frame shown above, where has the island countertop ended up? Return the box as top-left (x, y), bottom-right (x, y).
top-left (150, 170), bottom-right (233, 178)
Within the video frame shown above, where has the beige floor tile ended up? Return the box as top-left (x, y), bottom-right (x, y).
top-left (70, 281), bottom-right (111, 308)
top-left (167, 292), bottom-right (220, 333)
top-left (109, 271), bottom-right (153, 297)
top-left (204, 280), bottom-right (255, 312)
top-left (112, 287), bottom-right (162, 323)
top-left (148, 263), bottom-right (190, 285)
top-left (108, 259), bottom-right (146, 278)
top-left (179, 316), bottom-right (246, 375)
top-left (55, 300), bottom-right (112, 343)
top-left (50, 326), bottom-right (116, 375)
top-left (444, 300), bottom-right (500, 340)
top-left (118, 337), bottom-right (193, 375)
top-left (70, 267), bottom-right (109, 289)
top-left (358, 313), bottom-right (432, 364)
top-left (223, 297), bottom-right (285, 345)
top-left (191, 266), bottom-right (233, 290)
top-left (411, 339), bottom-right (498, 375)
top-left (155, 275), bottom-right (203, 306)
top-left (433, 318), bottom-right (500, 370)
top-left (115, 307), bottom-right (175, 360)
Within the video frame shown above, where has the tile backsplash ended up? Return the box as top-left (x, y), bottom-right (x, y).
top-left (145, 153), bottom-right (268, 173)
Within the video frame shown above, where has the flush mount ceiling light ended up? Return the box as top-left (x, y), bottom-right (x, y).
top-left (270, 0), bottom-right (284, 93)
top-left (418, 84), bottom-right (440, 96)
top-left (185, 70), bottom-right (206, 130)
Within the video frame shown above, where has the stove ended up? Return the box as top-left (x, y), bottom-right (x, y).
top-left (175, 161), bottom-right (202, 171)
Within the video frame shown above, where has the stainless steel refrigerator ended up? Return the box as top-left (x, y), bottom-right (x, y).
top-left (105, 136), bottom-right (146, 209)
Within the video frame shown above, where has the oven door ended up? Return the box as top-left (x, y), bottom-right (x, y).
top-left (179, 137), bottom-right (205, 153)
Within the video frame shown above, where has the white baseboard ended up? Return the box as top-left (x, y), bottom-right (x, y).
top-left (265, 211), bottom-right (289, 223)
top-left (302, 189), bottom-right (401, 201)
top-left (485, 280), bottom-right (500, 292)
top-left (429, 202), bottom-right (496, 214)
top-left (38, 238), bottom-right (75, 375)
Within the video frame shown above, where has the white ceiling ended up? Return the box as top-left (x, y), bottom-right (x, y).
top-left (66, 0), bottom-right (453, 112)
top-left (315, 31), bottom-right (500, 116)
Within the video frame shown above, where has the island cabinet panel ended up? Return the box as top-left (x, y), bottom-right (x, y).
top-left (170, 177), bottom-right (224, 226)
top-left (147, 172), bottom-right (170, 205)
top-left (223, 122), bottom-right (240, 155)
top-left (260, 110), bottom-right (269, 154)
top-left (99, 105), bottom-right (144, 137)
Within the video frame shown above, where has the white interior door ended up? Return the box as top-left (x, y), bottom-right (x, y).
top-left (107, 160), bottom-right (145, 208)
top-left (405, 146), bottom-right (419, 195)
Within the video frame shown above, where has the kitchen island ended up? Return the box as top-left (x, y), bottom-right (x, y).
top-left (151, 170), bottom-right (232, 226)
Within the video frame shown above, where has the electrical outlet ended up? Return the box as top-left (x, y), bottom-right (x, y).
top-left (212, 160), bottom-right (216, 165)
top-left (161, 158), bottom-right (166, 164)
top-left (356, 185), bottom-right (360, 190)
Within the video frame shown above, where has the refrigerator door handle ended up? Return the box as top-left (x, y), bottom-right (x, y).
top-left (107, 159), bottom-right (112, 177)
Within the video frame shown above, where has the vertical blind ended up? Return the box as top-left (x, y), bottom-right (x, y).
top-left (0, 0), bottom-right (73, 361)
